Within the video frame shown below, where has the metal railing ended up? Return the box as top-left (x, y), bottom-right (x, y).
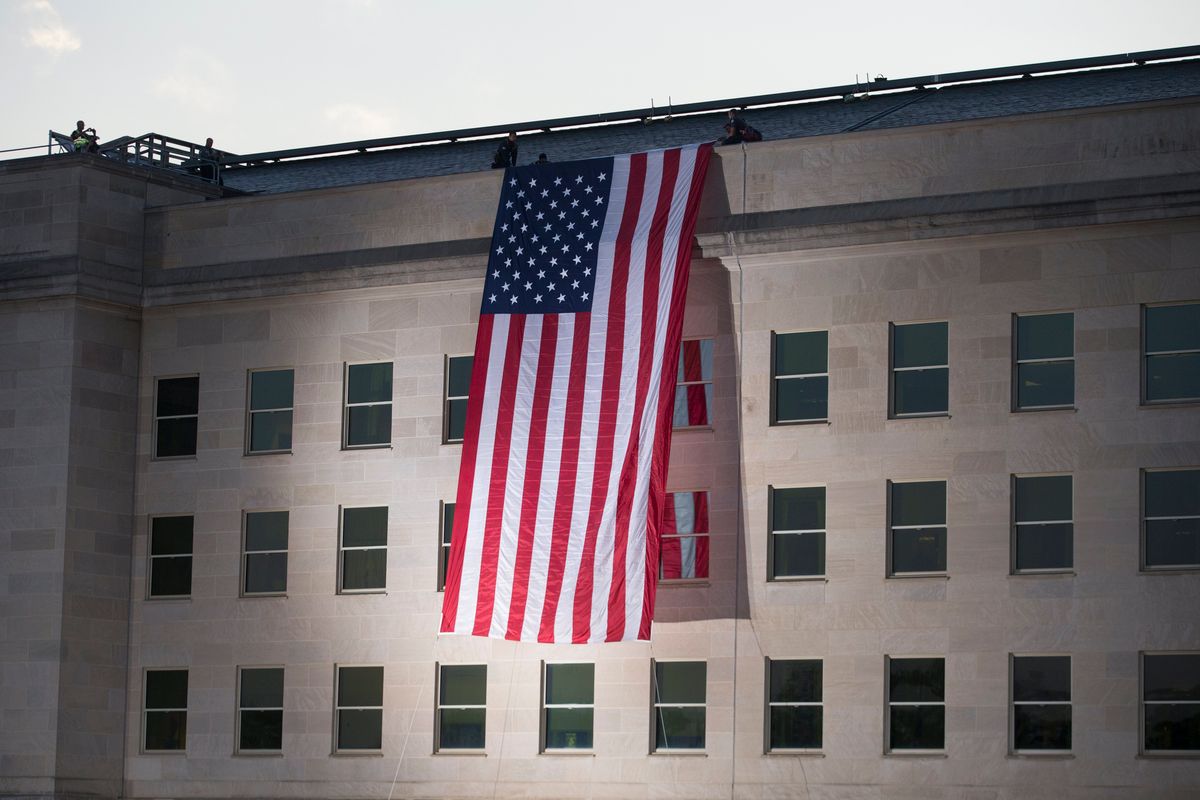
top-left (46, 130), bottom-right (231, 185)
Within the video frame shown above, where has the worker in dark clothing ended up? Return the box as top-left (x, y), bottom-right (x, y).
top-left (491, 131), bottom-right (519, 169)
top-left (198, 138), bottom-right (219, 182)
top-left (71, 120), bottom-right (98, 153)
top-left (533, 153), bottom-right (550, 166)
top-left (718, 122), bottom-right (743, 146)
top-left (727, 109), bottom-right (747, 135)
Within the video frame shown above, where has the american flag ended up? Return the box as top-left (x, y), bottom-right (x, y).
top-left (440, 143), bottom-right (712, 643)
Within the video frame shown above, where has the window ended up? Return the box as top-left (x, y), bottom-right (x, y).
top-left (1143, 303), bottom-right (1200, 404)
top-left (437, 502), bottom-right (454, 592)
top-left (339, 507), bottom-right (387, 592)
top-left (886, 657), bottom-right (944, 751)
top-left (652, 661), bottom-right (706, 751)
top-left (771, 331), bottom-right (828, 423)
top-left (674, 339), bottom-right (713, 428)
top-left (1143, 469), bottom-right (1200, 570)
top-left (444, 355), bottom-right (472, 444)
top-left (344, 362), bottom-right (392, 448)
top-left (148, 516), bottom-right (193, 598)
top-left (1014, 313), bottom-right (1074, 410)
top-left (766, 659), bottom-right (822, 751)
top-left (436, 664), bottom-right (486, 751)
top-left (155, 376), bottom-right (198, 458)
top-left (144, 669), bottom-right (187, 752)
top-left (542, 663), bottom-right (593, 751)
top-left (1012, 475), bottom-right (1072, 573)
top-left (1011, 655), bottom-right (1071, 752)
top-left (888, 481), bottom-right (946, 576)
top-left (243, 511), bottom-right (288, 595)
top-left (768, 486), bottom-right (825, 579)
top-left (246, 368), bottom-right (294, 453)
top-left (336, 666), bottom-right (384, 751)
top-left (237, 667), bottom-right (284, 752)
top-left (1142, 653), bottom-right (1200, 753)
top-left (660, 491), bottom-right (709, 581)
top-left (890, 322), bottom-right (948, 417)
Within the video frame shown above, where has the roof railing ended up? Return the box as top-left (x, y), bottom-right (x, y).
top-left (47, 130), bottom-right (232, 184)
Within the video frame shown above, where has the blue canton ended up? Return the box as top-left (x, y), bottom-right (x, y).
top-left (482, 157), bottom-right (614, 315)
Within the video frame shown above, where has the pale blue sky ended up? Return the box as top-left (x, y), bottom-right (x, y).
top-left (3, 0), bottom-right (1197, 157)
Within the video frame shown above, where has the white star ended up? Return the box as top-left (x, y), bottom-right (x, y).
top-left (541, 189), bottom-right (549, 198)
top-left (566, 222), bottom-right (575, 230)
top-left (534, 294), bottom-right (543, 303)
top-left (528, 258), bottom-right (536, 268)
top-left (598, 172), bottom-right (607, 181)
top-left (489, 293), bottom-right (497, 303)
top-left (494, 246), bottom-right (504, 255)
top-left (517, 189), bottom-right (525, 198)
top-left (508, 235), bottom-right (516, 243)
top-left (550, 257), bottom-right (558, 266)
top-left (548, 282), bottom-right (556, 291)
top-left (575, 175), bottom-right (583, 184)
top-left (505, 200), bottom-right (513, 209)
top-left (558, 293), bottom-right (566, 302)
top-left (531, 234), bottom-right (539, 243)
top-left (550, 200), bottom-right (558, 209)
top-left (572, 255), bottom-right (581, 265)
top-left (553, 176), bottom-right (562, 186)
top-left (509, 178), bottom-right (517, 187)
top-left (524, 281), bottom-right (533, 290)
top-left (590, 219), bottom-right (599, 228)
top-left (512, 212), bottom-right (519, 220)
top-left (501, 223), bottom-right (509, 232)
top-left (576, 232), bottom-right (584, 240)
top-left (584, 185), bottom-right (593, 194)
top-left (581, 209), bottom-right (590, 218)
top-left (544, 223), bottom-right (553, 232)
top-left (516, 246), bottom-right (524, 255)
top-left (504, 258), bottom-right (512, 267)
top-left (529, 178), bottom-right (537, 187)
top-left (525, 202), bottom-right (533, 210)
top-left (582, 292), bottom-right (590, 301)
top-left (539, 246), bottom-right (548, 255)
top-left (514, 271), bottom-right (521, 280)
top-left (536, 212), bottom-right (545, 220)
top-left (537, 270), bottom-right (546, 279)
top-left (553, 234), bottom-right (561, 242)
top-left (584, 242), bottom-right (593, 251)
top-left (520, 224), bottom-right (528, 232)
top-left (492, 269), bottom-right (500, 278)
top-left (594, 196), bottom-right (604, 205)
top-left (571, 199), bottom-right (579, 208)
top-left (560, 269), bottom-right (568, 278)
top-left (501, 282), bottom-right (511, 291)
top-left (562, 244), bottom-right (570, 253)
top-left (510, 295), bottom-right (518, 305)
top-left (572, 280), bottom-right (580, 289)
top-left (558, 211), bottom-right (567, 220)
top-left (584, 267), bottom-right (592, 276)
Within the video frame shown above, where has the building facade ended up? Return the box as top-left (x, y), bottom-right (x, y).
top-left (2, 57), bottom-right (1200, 799)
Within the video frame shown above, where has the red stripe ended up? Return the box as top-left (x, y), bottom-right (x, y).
top-left (661, 537), bottom-right (682, 580)
top-left (572, 153), bottom-right (647, 643)
top-left (440, 315), bottom-right (494, 632)
top-left (538, 314), bottom-right (590, 642)
top-left (695, 535), bottom-right (710, 580)
top-left (473, 316), bottom-right (527, 637)
top-left (505, 317), bottom-right (558, 639)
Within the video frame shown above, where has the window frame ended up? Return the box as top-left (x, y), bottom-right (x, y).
top-left (650, 659), bottom-right (707, 753)
top-left (1012, 311), bottom-right (1075, 412)
top-left (1141, 467), bottom-right (1200, 572)
top-left (889, 321), bottom-right (949, 419)
top-left (770, 329), bottom-right (829, 426)
top-left (235, 665), bottom-right (284, 755)
top-left (333, 664), bottom-right (385, 754)
top-left (147, 514), bottom-right (193, 600)
top-left (342, 360), bottom-right (393, 450)
top-left (659, 488), bottom-right (711, 585)
top-left (1140, 651), bottom-right (1200, 756)
top-left (884, 655), bottom-right (946, 754)
top-left (142, 667), bottom-right (188, 754)
top-left (434, 662), bottom-right (487, 753)
top-left (437, 501), bottom-right (454, 593)
top-left (1142, 302), bottom-right (1200, 406)
top-left (443, 354), bottom-right (473, 445)
top-left (153, 373), bottom-right (199, 460)
top-left (1010, 473), bottom-right (1074, 575)
top-left (1009, 654), bottom-right (1072, 755)
top-left (241, 509), bottom-right (289, 597)
top-left (673, 337), bottom-right (715, 430)
top-left (767, 484), bottom-right (827, 581)
top-left (886, 480), bottom-right (948, 578)
top-left (338, 505), bottom-right (388, 594)
top-left (245, 367), bottom-right (295, 455)
top-left (540, 661), bottom-right (595, 754)
top-left (764, 657), bottom-right (823, 754)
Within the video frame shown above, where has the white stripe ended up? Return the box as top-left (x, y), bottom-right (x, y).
top-left (674, 491), bottom-right (696, 533)
top-left (520, 314), bottom-right (574, 641)
top-left (489, 315), bottom-right (542, 638)
top-left (454, 314), bottom-right (510, 632)
top-left (679, 534), bottom-right (697, 579)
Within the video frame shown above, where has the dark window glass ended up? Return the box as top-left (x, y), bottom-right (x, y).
top-left (891, 322), bottom-right (948, 416)
top-left (889, 658), bottom-right (944, 703)
top-left (248, 368), bottom-right (294, 454)
top-left (890, 481), bottom-right (946, 575)
top-left (1143, 653), bottom-right (1200, 752)
top-left (1014, 476), bottom-right (1073, 572)
top-left (770, 487), bottom-right (825, 578)
top-left (888, 658), bottom-right (944, 751)
top-left (544, 708), bottom-right (594, 750)
top-left (652, 662), bottom-right (706, 750)
top-left (544, 663), bottom-right (594, 750)
top-left (337, 666), bottom-right (383, 751)
top-left (155, 376), bottom-right (199, 458)
top-left (772, 331), bottom-right (828, 423)
top-left (144, 670), bottom-right (187, 751)
top-left (768, 659), bottom-right (822, 750)
top-left (1012, 656), bottom-right (1071, 751)
top-left (1145, 304), bottom-right (1200, 403)
top-left (239, 668), bottom-right (283, 751)
top-left (341, 506), bottom-right (387, 592)
top-left (149, 516), bottom-right (193, 597)
top-left (345, 363), bottom-right (392, 446)
top-left (438, 665), bottom-right (486, 750)
top-left (674, 339), bottom-right (714, 428)
top-left (156, 418), bottom-right (198, 458)
top-left (244, 511), bottom-right (288, 595)
top-left (1015, 313), bottom-right (1074, 409)
top-left (156, 376), bottom-right (199, 417)
top-left (445, 356), bottom-right (473, 443)
top-left (1144, 470), bottom-right (1200, 569)
top-left (438, 503), bottom-right (455, 592)
top-left (249, 369), bottom-right (294, 410)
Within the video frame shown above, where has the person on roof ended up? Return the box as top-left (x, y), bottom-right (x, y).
top-left (71, 120), bottom-right (98, 153)
top-left (491, 131), bottom-right (518, 169)
top-left (533, 152), bottom-right (550, 166)
top-left (198, 138), bottom-right (219, 182)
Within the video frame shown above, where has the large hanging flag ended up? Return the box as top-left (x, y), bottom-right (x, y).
top-left (440, 143), bottom-right (712, 643)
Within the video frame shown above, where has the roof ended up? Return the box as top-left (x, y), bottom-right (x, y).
top-left (221, 59), bottom-right (1200, 196)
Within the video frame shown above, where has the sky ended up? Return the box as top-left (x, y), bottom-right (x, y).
top-left (2, 0), bottom-right (1198, 158)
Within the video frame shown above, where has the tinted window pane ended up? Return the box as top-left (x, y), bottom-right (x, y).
top-left (1013, 657), bottom-right (1070, 702)
top-left (770, 706), bottom-right (822, 749)
top-left (654, 662), bottom-right (705, 704)
top-left (151, 517), bottom-right (193, 555)
top-left (341, 550), bottom-right (386, 591)
top-left (891, 528), bottom-right (946, 573)
top-left (1017, 313), bottom-right (1073, 361)
top-left (440, 665), bottom-right (486, 706)
top-left (890, 705), bottom-right (944, 749)
top-left (347, 405), bottom-right (391, 446)
top-left (156, 377), bottom-right (198, 417)
top-left (1145, 704), bottom-right (1200, 751)
top-left (677, 339), bottom-right (713, 382)
top-left (673, 382), bottom-right (712, 427)
top-left (338, 667), bottom-right (384, 706)
top-left (240, 668), bottom-right (284, 708)
top-left (544, 708), bottom-right (593, 749)
top-left (655, 707), bottom-right (705, 749)
top-left (1015, 476), bottom-right (1072, 522)
top-left (156, 417), bottom-right (198, 457)
top-left (893, 368), bottom-right (948, 415)
top-left (245, 552), bottom-right (287, 594)
top-left (146, 670), bottom-right (188, 708)
top-left (150, 557), bottom-right (192, 597)
top-left (239, 710), bottom-right (282, 750)
top-left (1014, 705), bottom-right (1071, 750)
top-left (250, 410), bottom-right (292, 452)
top-left (343, 507), bottom-right (388, 547)
top-left (893, 323), bottom-right (947, 368)
top-left (446, 398), bottom-right (468, 441)
top-left (1146, 353), bottom-right (1200, 402)
top-left (1017, 362), bottom-right (1074, 408)
top-left (1145, 470), bottom-right (1200, 518)
top-left (889, 659), bottom-right (944, 703)
top-left (246, 511), bottom-right (288, 551)
top-left (770, 660), bottom-right (821, 703)
top-left (891, 482), bottom-right (946, 526)
top-left (1145, 519), bottom-right (1200, 568)
top-left (775, 331), bottom-right (827, 376)
top-left (442, 504), bottom-right (455, 545)
top-left (439, 708), bottom-right (485, 749)
top-left (1144, 655), bottom-right (1200, 701)
top-left (447, 357), bottom-right (473, 397)
top-left (250, 370), bottom-right (293, 410)
top-left (545, 664), bottom-right (593, 705)
top-left (144, 710), bottom-right (187, 750)
top-left (1146, 304), bottom-right (1200, 352)
top-left (347, 363), bottom-right (392, 404)
top-left (774, 376), bottom-right (828, 422)
top-left (772, 531), bottom-right (825, 578)
top-left (773, 487), bottom-right (825, 531)
top-left (338, 709), bottom-right (382, 750)
top-left (1015, 524), bottom-right (1073, 571)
